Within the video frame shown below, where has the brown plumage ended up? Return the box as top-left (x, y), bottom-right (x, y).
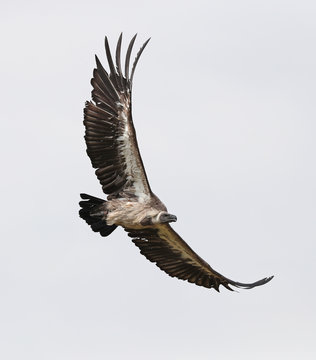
top-left (79, 34), bottom-right (273, 292)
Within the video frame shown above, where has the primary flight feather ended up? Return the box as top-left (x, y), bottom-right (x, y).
top-left (79, 34), bottom-right (273, 292)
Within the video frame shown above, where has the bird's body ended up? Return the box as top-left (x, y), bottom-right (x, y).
top-left (79, 34), bottom-right (273, 292)
top-left (104, 195), bottom-right (167, 228)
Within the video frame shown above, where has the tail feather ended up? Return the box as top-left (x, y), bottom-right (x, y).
top-left (79, 193), bottom-right (117, 237)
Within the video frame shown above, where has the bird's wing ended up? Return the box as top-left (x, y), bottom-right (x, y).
top-left (126, 224), bottom-right (273, 291)
top-left (84, 34), bottom-right (151, 197)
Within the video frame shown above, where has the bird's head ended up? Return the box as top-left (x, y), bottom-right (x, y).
top-left (140, 211), bottom-right (177, 226)
top-left (157, 211), bottom-right (177, 223)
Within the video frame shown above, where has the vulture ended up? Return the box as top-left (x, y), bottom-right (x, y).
top-left (79, 34), bottom-right (273, 292)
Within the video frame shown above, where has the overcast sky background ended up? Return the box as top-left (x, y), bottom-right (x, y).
top-left (1, 0), bottom-right (315, 359)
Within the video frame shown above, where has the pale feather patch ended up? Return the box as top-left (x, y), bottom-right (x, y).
top-left (116, 97), bottom-right (150, 202)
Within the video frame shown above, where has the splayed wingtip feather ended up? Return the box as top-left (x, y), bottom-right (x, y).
top-left (125, 34), bottom-right (137, 81)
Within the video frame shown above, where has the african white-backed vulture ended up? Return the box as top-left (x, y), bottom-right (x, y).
top-left (79, 34), bottom-right (273, 292)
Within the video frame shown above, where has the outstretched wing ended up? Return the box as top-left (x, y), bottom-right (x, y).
top-left (126, 224), bottom-right (273, 291)
top-left (84, 34), bottom-right (151, 197)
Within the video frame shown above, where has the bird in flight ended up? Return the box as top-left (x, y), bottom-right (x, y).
top-left (79, 34), bottom-right (273, 292)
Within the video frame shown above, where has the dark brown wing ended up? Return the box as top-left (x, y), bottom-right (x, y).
top-left (84, 34), bottom-right (151, 197)
top-left (126, 224), bottom-right (273, 292)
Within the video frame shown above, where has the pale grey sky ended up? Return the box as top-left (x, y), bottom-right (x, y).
top-left (1, 1), bottom-right (315, 359)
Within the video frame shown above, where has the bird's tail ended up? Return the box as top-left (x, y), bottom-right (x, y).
top-left (79, 193), bottom-right (117, 237)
